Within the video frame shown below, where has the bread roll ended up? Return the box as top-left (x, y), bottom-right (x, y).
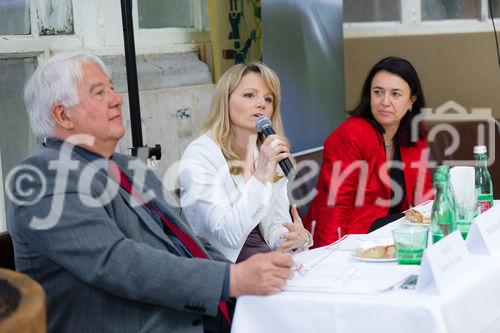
top-left (355, 239), bottom-right (396, 259)
top-left (405, 201), bottom-right (433, 224)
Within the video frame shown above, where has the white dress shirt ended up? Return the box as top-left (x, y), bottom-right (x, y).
top-left (178, 133), bottom-right (290, 262)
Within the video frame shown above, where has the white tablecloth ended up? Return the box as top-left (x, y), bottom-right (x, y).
top-left (232, 215), bottom-right (500, 333)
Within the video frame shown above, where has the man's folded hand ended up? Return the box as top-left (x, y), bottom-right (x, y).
top-left (229, 252), bottom-right (293, 297)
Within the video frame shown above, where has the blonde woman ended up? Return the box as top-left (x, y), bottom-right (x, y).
top-left (178, 62), bottom-right (312, 263)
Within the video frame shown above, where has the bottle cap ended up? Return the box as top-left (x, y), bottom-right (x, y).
top-left (474, 145), bottom-right (487, 154)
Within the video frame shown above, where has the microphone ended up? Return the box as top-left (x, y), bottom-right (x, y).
top-left (256, 115), bottom-right (295, 178)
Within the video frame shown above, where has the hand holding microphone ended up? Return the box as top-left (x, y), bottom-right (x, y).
top-left (255, 116), bottom-right (295, 180)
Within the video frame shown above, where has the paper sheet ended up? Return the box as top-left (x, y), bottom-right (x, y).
top-left (286, 262), bottom-right (419, 294)
top-left (290, 243), bottom-right (419, 294)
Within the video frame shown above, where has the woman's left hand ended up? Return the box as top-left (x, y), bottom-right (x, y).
top-left (277, 205), bottom-right (310, 252)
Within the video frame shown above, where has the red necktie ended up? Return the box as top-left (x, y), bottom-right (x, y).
top-left (108, 162), bottom-right (231, 325)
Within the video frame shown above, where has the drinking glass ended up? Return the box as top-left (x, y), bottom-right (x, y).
top-left (392, 227), bottom-right (429, 265)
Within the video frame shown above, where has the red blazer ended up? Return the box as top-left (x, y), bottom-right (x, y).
top-left (304, 116), bottom-right (433, 247)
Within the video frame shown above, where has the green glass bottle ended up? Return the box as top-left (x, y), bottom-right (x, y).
top-left (436, 165), bottom-right (469, 238)
top-left (474, 145), bottom-right (494, 213)
top-left (431, 171), bottom-right (456, 243)
top-left (435, 165), bottom-right (457, 212)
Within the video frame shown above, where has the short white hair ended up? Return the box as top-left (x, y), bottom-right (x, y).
top-left (24, 51), bottom-right (111, 138)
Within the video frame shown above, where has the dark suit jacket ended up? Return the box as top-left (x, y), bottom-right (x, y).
top-left (7, 139), bottom-right (229, 333)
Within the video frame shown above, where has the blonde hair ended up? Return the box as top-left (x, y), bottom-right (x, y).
top-left (203, 62), bottom-right (290, 177)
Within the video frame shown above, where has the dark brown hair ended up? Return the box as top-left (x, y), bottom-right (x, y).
top-left (350, 56), bottom-right (426, 146)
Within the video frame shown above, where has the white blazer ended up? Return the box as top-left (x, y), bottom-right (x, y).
top-left (178, 133), bottom-right (290, 262)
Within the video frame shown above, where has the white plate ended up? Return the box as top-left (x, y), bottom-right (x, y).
top-left (351, 252), bottom-right (397, 262)
top-left (401, 218), bottom-right (431, 227)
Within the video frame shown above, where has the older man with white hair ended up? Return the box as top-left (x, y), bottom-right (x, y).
top-left (7, 51), bottom-right (293, 333)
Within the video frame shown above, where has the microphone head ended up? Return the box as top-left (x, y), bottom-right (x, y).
top-left (256, 115), bottom-right (272, 132)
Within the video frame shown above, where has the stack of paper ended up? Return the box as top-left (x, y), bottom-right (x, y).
top-left (286, 262), bottom-right (419, 294)
top-left (289, 242), bottom-right (419, 294)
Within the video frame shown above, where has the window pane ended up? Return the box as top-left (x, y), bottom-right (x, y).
top-left (202, 0), bottom-right (209, 29)
top-left (0, 58), bottom-right (36, 189)
top-left (344, 0), bottom-right (400, 23)
top-left (489, 0), bottom-right (500, 18)
top-left (37, 0), bottom-right (74, 35)
top-left (138, 0), bottom-right (194, 28)
top-left (422, 0), bottom-right (480, 20)
top-left (0, 0), bottom-right (30, 35)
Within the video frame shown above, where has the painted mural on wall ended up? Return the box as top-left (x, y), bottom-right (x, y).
top-left (208, 0), bottom-right (262, 81)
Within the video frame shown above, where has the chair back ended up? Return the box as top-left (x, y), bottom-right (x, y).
top-left (427, 120), bottom-right (500, 196)
top-left (290, 148), bottom-right (323, 218)
top-left (0, 233), bottom-right (14, 271)
top-left (0, 268), bottom-right (46, 333)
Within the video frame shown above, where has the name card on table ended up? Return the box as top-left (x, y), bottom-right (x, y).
top-left (417, 231), bottom-right (472, 294)
top-left (466, 205), bottom-right (500, 255)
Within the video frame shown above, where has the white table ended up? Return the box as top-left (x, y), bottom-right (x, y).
top-left (232, 215), bottom-right (500, 333)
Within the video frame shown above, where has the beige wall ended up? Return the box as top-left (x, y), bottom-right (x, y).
top-left (344, 32), bottom-right (500, 118)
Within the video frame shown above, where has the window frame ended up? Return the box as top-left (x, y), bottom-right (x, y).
top-left (132, 0), bottom-right (210, 50)
top-left (0, 0), bottom-right (210, 57)
top-left (343, 0), bottom-right (500, 38)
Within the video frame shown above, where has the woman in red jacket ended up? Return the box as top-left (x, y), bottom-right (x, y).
top-left (304, 56), bottom-right (433, 247)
